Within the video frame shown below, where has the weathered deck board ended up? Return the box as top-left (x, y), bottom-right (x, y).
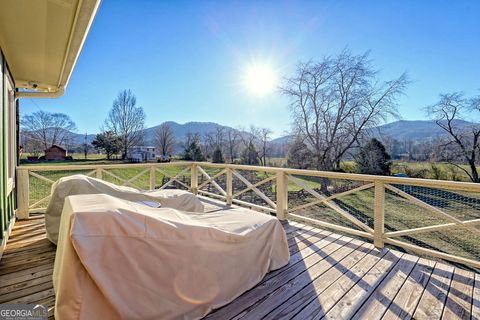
top-left (0, 204), bottom-right (478, 320)
top-left (472, 273), bottom-right (480, 319)
top-left (351, 254), bottom-right (419, 320)
top-left (321, 250), bottom-right (404, 319)
top-left (413, 262), bottom-right (455, 319)
top-left (237, 238), bottom-right (365, 320)
top-left (381, 258), bottom-right (436, 320)
top-left (262, 241), bottom-right (375, 319)
top-left (441, 267), bottom-right (475, 319)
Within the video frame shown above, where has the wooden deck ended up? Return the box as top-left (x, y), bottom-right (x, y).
top-left (1, 199), bottom-right (479, 319)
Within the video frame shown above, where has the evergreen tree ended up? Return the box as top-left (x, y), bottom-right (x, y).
top-left (183, 139), bottom-right (205, 161)
top-left (356, 138), bottom-right (391, 175)
top-left (287, 137), bottom-right (313, 169)
top-left (212, 146), bottom-right (224, 163)
top-left (91, 131), bottom-right (122, 160)
top-left (240, 141), bottom-right (259, 165)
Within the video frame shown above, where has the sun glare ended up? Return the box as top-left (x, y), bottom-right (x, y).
top-left (243, 63), bottom-right (276, 96)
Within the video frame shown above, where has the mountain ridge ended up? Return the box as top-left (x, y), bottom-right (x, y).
top-left (33, 119), bottom-right (478, 148)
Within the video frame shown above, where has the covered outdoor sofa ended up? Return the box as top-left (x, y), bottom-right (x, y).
top-left (45, 175), bottom-right (205, 244)
top-left (53, 194), bottom-right (290, 319)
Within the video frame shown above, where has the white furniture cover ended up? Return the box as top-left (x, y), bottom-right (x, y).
top-left (53, 194), bottom-right (290, 320)
top-left (46, 174), bottom-right (204, 244)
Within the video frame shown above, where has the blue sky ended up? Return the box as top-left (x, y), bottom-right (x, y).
top-left (21, 0), bottom-right (480, 138)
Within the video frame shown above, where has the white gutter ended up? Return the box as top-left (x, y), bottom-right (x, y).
top-left (15, 88), bottom-right (64, 99)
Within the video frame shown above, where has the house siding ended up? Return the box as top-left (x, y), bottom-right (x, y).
top-left (0, 49), bottom-right (17, 248)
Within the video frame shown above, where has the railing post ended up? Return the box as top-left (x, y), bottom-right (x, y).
top-left (226, 167), bottom-right (233, 206)
top-left (16, 168), bottom-right (29, 220)
top-left (191, 163), bottom-right (198, 194)
top-left (149, 165), bottom-right (156, 190)
top-left (95, 168), bottom-right (102, 179)
top-left (276, 171), bottom-right (288, 220)
top-left (374, 180), bottom-right (385, 248)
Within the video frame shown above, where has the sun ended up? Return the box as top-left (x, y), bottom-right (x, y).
top-left (243, 63), bottom-right (276, 96)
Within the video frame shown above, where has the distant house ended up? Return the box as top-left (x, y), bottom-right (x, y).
top-left (45, 145), bottom-right (67, 161)
top-left (127, 146), bottom-right (156, 162)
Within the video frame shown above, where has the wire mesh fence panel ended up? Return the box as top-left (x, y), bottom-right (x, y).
top-left (29, 169), bottom-right (95, 208)
top-left (101, 167), bottom-right (150, 190)
top-left (384, 184), bottom-right (480, 263)
top-left (286, 175), bottom-right (374, 232)
top-left (397, 229), bottom-right (480, 263)
top-left (201, 167), bottom-right (224, 177)
top-left (234, 189), bottom-right (275, 210)
top-left (154, 165), bottom-right (191, 190)
top-left (394, 185), bottom-right (480, 220)
top-left (26, 164), bottom-right (194, 212)
top-left (231, 169), bottom-right (277, 210)
top-left (234, 169), bottom-right (276, 185)
top-left (197, 167), bottom-right (227, 197)
top-left (383, 189), bottom-right (450, 232)
top-left (199, 174), bottom-right (226, 196)
top-left (331, 188), bottom-right (375, 228)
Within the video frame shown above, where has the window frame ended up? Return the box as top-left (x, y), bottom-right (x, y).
top-left (5, 73), bottom-right (15, 196)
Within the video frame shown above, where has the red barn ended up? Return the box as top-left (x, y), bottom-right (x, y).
top-left (45, 145), bottom-right (66, 161)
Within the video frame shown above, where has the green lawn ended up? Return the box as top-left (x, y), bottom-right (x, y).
top-left (289, 184), bottom-right (480, 265)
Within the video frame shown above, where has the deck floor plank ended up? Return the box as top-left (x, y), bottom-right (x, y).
top-left (0, 274), bottom-right (53, 297)
top-left (320, 250), bottom-right (404, 320)
top-left (350, 254), bottom-right (420, 320)
top-left (381, 258), bottom-right (436, 320)
top-left (237, 238), bottom-right (366, 320)
top-left (262, 241), bottom-right (376, 320)
top-left (412, 262), bottom-right (455, 319)
top-left (441, 267), bottom-right (475, 319)
top-left (0, 204), bottom-right (478, 320)
top-left (283, 245), bottom-right (386, 320)
top-left (205, 234), bottom-right (350, 320)
top-left (1, 239), bottom-right (55, 256)
top-left (262, 230), bottom-right (335, 282)
top-left (472, 273), bottom-right (480, 319)
top-left (0, 264), bottom-right (55, 285)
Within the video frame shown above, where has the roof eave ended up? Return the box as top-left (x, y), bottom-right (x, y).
top-left (1, 0), bottom-right (101, 99)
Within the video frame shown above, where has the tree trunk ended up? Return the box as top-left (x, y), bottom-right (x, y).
top-left (469, 160), bottom-right (479, 183)
top-left (315, 158), bottom-right (331, 193)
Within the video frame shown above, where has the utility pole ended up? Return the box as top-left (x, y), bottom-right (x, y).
top-left (84, 132), bottom-right (88, 160)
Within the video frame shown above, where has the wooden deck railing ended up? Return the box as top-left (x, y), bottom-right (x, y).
top-left (16, 162), bottom-right (480, 269)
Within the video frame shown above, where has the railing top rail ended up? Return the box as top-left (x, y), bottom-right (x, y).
top-left (197, 162), bottom-right (480, 192)
top-left (16, 161), bottom-right (194, 171)
top-left (17, 161), bottom-right (480, 192)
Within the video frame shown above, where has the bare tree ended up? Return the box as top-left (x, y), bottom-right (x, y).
top-left (225, 128), bottom-right (240, 163)
top-left (426, 92), bottom-right (480, 182)
top-left (239, 126), bottom-right (257, 149)
top-left (280, 50), bottom-right (408, 173)
top-left (183, 132), bottom-right (201, 148)
top-left (258, 128), bottom-right (272, 166)
top-left (104, 89), bottom-right (146, 159)
top-left (21, 135), bottom-right (44, 156)
top-left (203, 127), bottom-right (225, 159)
top-left (154, 123), bottom-right (176, 156)
top-left (21, 110), bottom-right (77, 151)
